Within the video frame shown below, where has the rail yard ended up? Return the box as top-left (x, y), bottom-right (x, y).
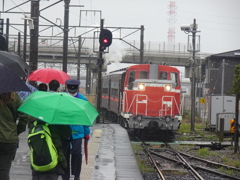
top-left (132, 134), bottom-right (240, 180)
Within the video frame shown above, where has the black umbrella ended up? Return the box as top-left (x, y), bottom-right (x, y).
top-left (0, 63), bottom-right (30, 95)
top-left (0, 51), bottom-right (29, 77)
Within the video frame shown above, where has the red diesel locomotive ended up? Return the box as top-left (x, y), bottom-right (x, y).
top-left (101, 64), bottom-right (182, 138)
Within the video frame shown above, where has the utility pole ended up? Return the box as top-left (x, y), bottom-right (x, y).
top-left (5, 18), bottom-right (9, 51)
top-left (17, 32), bottom-right (21, 56)
top-left (29, 0), bottom-right (40, 74)
top-left (86, 63), bottom-right (91, 94)
top-left (221, 59), bottom-right (225, 96)
top-left (63, 0), bottom-right (70, 73)
top-left (191, 19), bottom-right (197, 132)
top-left (96, 19), bottom-right (104, 123)
top-left (23, 19), bottom-right (27, 62)
top-left (77, 35), bottom-right (81, 80)
top-left (140, 25), bottom-right (144, 64)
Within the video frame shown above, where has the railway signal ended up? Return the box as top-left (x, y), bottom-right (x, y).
top-left (99, 29), bottom-right (112, 50)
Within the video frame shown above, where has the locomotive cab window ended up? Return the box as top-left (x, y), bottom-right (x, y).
top-left (139, 71), bottom-right (148, 79)
top-left (159, 71), bottom-right (167, 80)
top-left (128, 71), bottom-right (136, 90)
top-left (170, 72), bottom-right (179, 87)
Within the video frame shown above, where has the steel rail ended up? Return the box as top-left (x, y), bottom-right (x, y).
top-left (150, 149), bottom-right (240, 180)
top-left (164, 143), bottom-right (203, 180)
top-left (167, 149), bottom-right (240, 172)
top-left (136, 137), bottom-right (166, 180)
top-left (174, 150), bottom-right (204, 180)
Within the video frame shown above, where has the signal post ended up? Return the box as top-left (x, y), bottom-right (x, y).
top-left (96, 19), bottom-right (112, 123)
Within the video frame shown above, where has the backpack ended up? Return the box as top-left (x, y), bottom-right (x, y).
top-left (28, 121), bottom-right (58, 171)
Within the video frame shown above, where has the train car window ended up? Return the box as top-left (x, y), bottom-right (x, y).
top-left (139, 71), bottom-right (148, 79)
top-left (110, 81), bottom-right (119, 97)
top-left (128, 71), bottom-right (136, 90)
top-left (159, 72), bottom-right (167, 80)
top-left (170, 72), bottom-right (179, 87)
top-left (102, 80), bottom-right (109, 95)
top-left (111, 88), bottom-right (118, 97)
top-left (102, 88), bottom-right (108, 94)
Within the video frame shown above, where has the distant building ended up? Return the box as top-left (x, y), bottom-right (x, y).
top-left (204, 49), bottom-right (240, 96)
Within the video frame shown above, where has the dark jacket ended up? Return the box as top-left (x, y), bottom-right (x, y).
top-left (0, 93), bottom-right (28, 143)
top-left (30, 121), bottom-right (72, 175)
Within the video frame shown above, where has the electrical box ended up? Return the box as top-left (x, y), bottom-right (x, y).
top-left (216, 113), bottom-right (235, 133)
top-left (209, 95), bottom-right (236, 129)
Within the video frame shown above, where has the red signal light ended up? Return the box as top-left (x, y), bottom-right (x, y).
top-left (99, 29), bottom-right (112, 48)
top-left (103, 39), bottom-right (108, 43)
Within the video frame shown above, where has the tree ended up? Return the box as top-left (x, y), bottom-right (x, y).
top-left (231, 64), bottom-right (240, 94)
top-left (230, 64), bottom-right (239, 153)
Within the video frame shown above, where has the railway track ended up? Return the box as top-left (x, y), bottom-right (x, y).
top-left (137, 137), bottom-right (240, 180)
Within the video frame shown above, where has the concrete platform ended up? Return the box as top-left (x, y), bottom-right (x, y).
top-left (10, 123), bottom-right (143, 180)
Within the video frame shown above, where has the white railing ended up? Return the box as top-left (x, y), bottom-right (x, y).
top-left (159, 96), bottom-right (180, 117)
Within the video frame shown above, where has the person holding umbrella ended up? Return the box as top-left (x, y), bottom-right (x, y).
top-left (0, 63), bottom-right (30, 180)
top-left (30, 120), bottom-right (72, 180)
top-left (27, 80), bottom-right (72, 180)
top-left (0, 92), bottom-right (29, 180)
top-left (62, 79), bottom-right (90, 180)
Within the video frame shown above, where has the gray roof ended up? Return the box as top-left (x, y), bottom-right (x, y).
top-left (207, 49), bottom-right (240, 59)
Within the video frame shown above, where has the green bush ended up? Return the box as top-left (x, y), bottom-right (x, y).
top-left (197, 148), bottom-right (209, 157)
top-left (234, 161), bottom-right (240, 168)
top-left (177, 123), bottom-right (192, 134)
top-left (182, 110), bottom-right (191, 122)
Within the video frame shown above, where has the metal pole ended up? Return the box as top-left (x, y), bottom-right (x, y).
top-left (198, 61), bottom-right (202, 116)
top-left (96, 19), bottom-right (104, 123)
top-left (87, 57), bottom-right (92, 94)
top-left (219, 118), bottom-right (224, 141)
top-left (23, 19), bottom-right (27, 62)
top-left (29, 0), bottom-right (39, 74)
top-left (234, 94), bottom-right (239, 153)
top-left (221, 59), bottom-right (225, 96)
top-left (5, 18), bottom-right (9, 51)
top-left (77, 35), bottom-right (81, 80)
top-left (140, 25), bottom-right (144, 64)
top-left (2, 0), bottom-right (4, 12)
top-left (86, 63), bottom-right (89, 94)
top-left (62, 0), bottom-right (70, 73)
top-left (191, 19), bottom-right (197, 131)
top-left (17, 32), bottom-right (21, 56)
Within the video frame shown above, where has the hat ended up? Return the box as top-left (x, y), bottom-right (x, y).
top-left (65, 79), bottom-right (80, 94)
top-left (65, 79), bottom-right (80, 86)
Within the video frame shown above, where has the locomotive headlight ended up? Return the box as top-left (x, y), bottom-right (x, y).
top-left (164, 84), bottom-right (171, 92)
top-left (138, 83), bottom-right (145, 91)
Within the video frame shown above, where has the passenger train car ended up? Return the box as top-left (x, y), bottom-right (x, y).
top-left (101, 64), bottom-right (182, 138)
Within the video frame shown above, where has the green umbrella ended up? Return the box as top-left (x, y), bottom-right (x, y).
top-left (17, 91), bottom-right (98, 125)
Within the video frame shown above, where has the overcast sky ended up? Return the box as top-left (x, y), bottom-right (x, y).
top-left (1, 0), bottom-right (239, 56)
